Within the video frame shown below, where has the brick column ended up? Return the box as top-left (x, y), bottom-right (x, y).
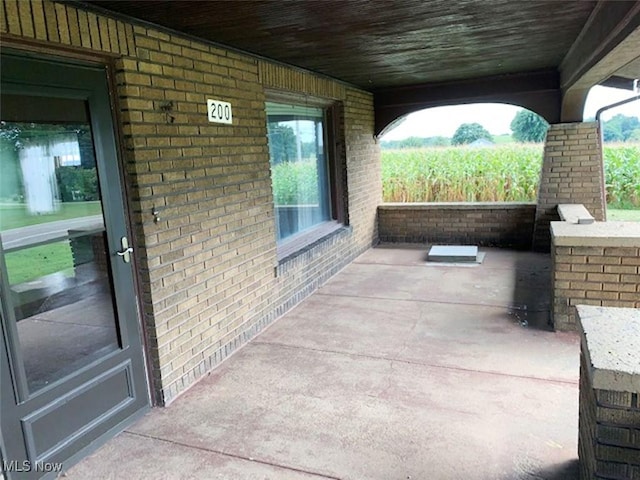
top-left (577, 306), bottom-right (640, 479)
top-left (533, 122), bottom-right (606, 251)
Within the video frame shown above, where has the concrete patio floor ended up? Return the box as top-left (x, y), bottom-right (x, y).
top-left (65, 246), bottom-right (581, 480)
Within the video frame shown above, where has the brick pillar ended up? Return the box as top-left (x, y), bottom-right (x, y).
top-left (578, 306), bottom-right (640, 479)
top-left (579, 351), bottom-right (640, 479)
top-left (532, 122), bottom-right (606, 251)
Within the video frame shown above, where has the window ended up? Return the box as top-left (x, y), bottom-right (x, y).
top-left (266, 99), bottom-right (342, 249)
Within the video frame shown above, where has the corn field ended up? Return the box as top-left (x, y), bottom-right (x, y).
top-left (603, 144), bottom-right (640, 208)
top-left (271, 160), bottom-right (319, 204)
top-left (270, 144), bottom-right (640, 207)
top-left (381, 144), bottom-right (640, 207)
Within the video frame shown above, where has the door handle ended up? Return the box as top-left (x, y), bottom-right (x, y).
top-left (116, 236), bottom-right (133, 263)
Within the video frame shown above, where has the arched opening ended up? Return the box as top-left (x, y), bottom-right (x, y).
top-left (584, 85), bottom-right (640, 221)
top-left (379, 103), bottom-right (548, 203)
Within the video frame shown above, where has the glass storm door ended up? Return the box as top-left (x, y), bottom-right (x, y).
top-left (0, 53), bottom-right (149, 479)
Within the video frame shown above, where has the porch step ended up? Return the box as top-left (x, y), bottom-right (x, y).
top-left (427, 245), bottom-right (479, 263)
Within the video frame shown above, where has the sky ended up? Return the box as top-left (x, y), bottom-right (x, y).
top-left (381, 85), bottom-right (640, 140)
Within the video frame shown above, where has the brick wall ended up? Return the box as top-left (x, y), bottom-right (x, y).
top-left (1, 0), bottom-right (380, 404)
top-left (579, 351), bottom-right (640, 479)
top-left (533, 122), bottom-right (606, 251)
top-left (552, 244), bottom-right (640, 331)
top-left (378, 202), bottom-right (536, 248)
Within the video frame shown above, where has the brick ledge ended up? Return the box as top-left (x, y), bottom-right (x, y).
top-left (551, 221), bottom-right (640, 247)
top-left (577, 305), bottom-right (640, 393)
top-left (378, 202), bottom-right (536, 210)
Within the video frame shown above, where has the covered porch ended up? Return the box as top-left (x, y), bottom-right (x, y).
top-left (65, 246), bottom-right (580, 480)
top-left (2, 2), bottom-right (638, 476)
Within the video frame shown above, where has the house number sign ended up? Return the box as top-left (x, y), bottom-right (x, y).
top-left (207, 99), bottom-right (233, 124)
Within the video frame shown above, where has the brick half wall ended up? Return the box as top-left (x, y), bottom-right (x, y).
top-left (378, 202), bottom-right (536, 248)
top-left (551, 220), bottom-right (640, 331)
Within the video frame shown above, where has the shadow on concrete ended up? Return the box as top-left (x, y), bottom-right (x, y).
top-left (510, 251), bottom-right (553, 332)
top-left (516, 459), bottom-right (579, 480)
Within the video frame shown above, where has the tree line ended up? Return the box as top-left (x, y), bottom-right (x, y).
top-left (381, 110), bottom-right (640, 149)
top-left (0, 123), bottom-right (98, 202)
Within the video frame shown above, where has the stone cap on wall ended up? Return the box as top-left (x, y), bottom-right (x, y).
top-left (551, 221), bottom-right (640, 247)
top-left (577, 305), bottom-right (640, 393)
top-left (378, 202), bottom-right (536, 210)
top-left (557, 204), bottom-right (595, 224)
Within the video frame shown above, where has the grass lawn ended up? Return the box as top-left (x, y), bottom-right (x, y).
top-left (0, 201), bottom-right (102, 231)
top-left (5, 241), bottom-right (74, 285)
top-left (607, 209), bottom-right (640, 222)
top-left (1, 202), bottom-right (101, 284)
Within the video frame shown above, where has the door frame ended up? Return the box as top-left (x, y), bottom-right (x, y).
top-left (1, 37), bottom-right (156, 407)
top-left (0, 41), bottom-right (156, 474)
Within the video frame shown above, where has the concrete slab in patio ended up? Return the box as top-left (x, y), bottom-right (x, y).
top-left (64, 246), bottom-right (581, 480)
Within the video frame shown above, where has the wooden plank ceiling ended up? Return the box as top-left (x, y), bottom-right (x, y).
top-left (86, 0), bottom-right (598, 90)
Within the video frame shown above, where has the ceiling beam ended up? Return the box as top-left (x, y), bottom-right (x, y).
top-left (600, 75), bottom-right (638, 91)
top-left (373, 70), bottom-right (560, 138)
top-left (560, 0), bottom-right (640, 121)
